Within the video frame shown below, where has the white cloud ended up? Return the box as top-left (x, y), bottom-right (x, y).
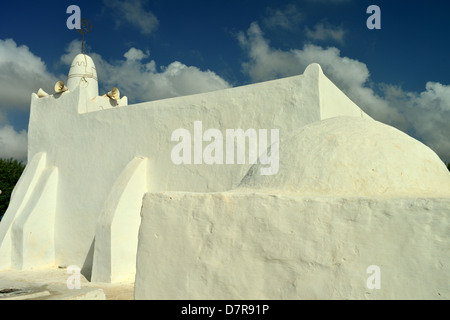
top-left (124, 48), bottom-right (150, 61)
top-left (263, 4), bottom-right (304, 30)
top-left (237, 23), bottom-right (302, 82)
top-left (103, 0), bottom-right (159, 35)
top-left (382, 83), bottom-right (450, 162)
top-left (0, 110), bottom-right (6, 125)
top-left (238, 23), bottom-right (405, 128)
top-left (238, 23), bottom-right (359, 84)
top-left (0, 39), bottom-right (57, 111)
top-left (0, 38), bottom-right (59, 162)
top-left (60, 40), bottom-right (83, 66)
top-left (0, 125), bottom-right (27, 162)
top-left (238, 23), bottom-right (450, 162)
top-left (305, 22), bottom-right (346, 45)
top-left (416, 82), bottom-right (450, 112)
top-left (61, 40), bottom-right (231, 103)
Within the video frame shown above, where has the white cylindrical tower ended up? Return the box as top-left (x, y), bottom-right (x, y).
top-left (67, 54), bottom-right (99, 100)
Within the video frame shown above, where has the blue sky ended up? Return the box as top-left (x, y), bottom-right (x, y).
top-left (0, 0), bottom-right (449, 163)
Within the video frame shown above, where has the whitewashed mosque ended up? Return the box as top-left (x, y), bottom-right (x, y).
top-left (0, 51), bottom-right (449, 299)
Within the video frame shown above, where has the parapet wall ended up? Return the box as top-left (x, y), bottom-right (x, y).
top-left (135, 192), bottom-right (450, 300)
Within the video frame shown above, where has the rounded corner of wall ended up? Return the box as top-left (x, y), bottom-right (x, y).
top-left (304, 63), bottom-right (323, 77)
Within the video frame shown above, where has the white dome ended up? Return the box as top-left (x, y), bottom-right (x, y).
top-left (67, 54), bottom-right (99, 99)
top-left (239, 117), bottom-right (450, 197)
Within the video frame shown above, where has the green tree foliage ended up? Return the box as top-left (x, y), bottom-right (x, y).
top-left (0, 158), bottom-right (25, 221)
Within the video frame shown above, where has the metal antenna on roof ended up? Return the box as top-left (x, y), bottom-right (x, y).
top-left (76, 19), bottom-right (93, 54)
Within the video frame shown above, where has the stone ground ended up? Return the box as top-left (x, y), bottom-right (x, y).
top-left (0, 267), bottom-right (134, 300)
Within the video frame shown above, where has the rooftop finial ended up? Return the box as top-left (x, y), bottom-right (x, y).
top-left (76, 19), bottom-right (93, 54)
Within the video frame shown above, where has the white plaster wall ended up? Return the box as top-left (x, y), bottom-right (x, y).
top-left (91, 157), bottom-right (149, 283)
top-left (0, 152), bottom-right (48, 270)
top-left (23, 64), bottom-right (344, 270)
top-left (135, 192), bottom-right (450, 300)
top-left (11, 166), bottom-right (58, 270)
top-left (318, 69), bottom-right (370, 119)
top-left (0, 63), bottom-right (371, 280)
